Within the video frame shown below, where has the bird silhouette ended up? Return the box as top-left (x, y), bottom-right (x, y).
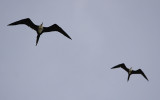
top-left (111, 63), bottom-right (149, 81)
top-left (8, 18), bottom-right (72, 46)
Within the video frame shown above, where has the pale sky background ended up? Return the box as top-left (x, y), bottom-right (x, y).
top-left (1, 0), bottom-right (160, 100)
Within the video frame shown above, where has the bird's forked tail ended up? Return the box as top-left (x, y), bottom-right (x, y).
top-left (36, 35), bottom-right (40, 46)
top-left (127, 74), bottom-right (131, 82)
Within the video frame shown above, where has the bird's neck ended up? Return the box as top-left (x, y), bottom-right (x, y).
top-left (38, 24), bottom-right (43, 34)
top-left (129, 67), bottom-right (132, 74)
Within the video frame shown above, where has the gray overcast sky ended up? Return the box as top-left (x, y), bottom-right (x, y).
top-left (1, 0), bottom-right (160, 100)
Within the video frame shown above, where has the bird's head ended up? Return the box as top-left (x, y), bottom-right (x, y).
top-left (40, 22), bottom-right (43, 27)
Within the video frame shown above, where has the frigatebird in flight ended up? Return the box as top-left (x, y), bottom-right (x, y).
top-left (8, 18), bottom-right (72, 45)
top-left (111, 63), bottom-right (149, 81)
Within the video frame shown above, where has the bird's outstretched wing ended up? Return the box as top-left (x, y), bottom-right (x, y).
top-left (132, 69), bottom-right (149, 81)
top-left (43, 24), bottom-right (72, 40)
top-left (111, 63), bottom-right (129, 72)
top-left (8, 18), bottom-right (38, 31)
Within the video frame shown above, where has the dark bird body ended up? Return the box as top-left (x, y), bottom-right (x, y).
top-left (111, 63), bottom-right (149, 81)
top-left (8, 18), bottom-right (72, 45)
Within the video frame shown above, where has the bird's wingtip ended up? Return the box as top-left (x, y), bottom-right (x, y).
top-left (111, 67), bottom-right (114, 69)
top-left (67, 36), bottom-right (72, 40)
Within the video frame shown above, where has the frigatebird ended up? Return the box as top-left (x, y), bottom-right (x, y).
top-left (111, 63), bottom-right (149, 81)
top-left (8, 18), bottom-right (72, 45)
